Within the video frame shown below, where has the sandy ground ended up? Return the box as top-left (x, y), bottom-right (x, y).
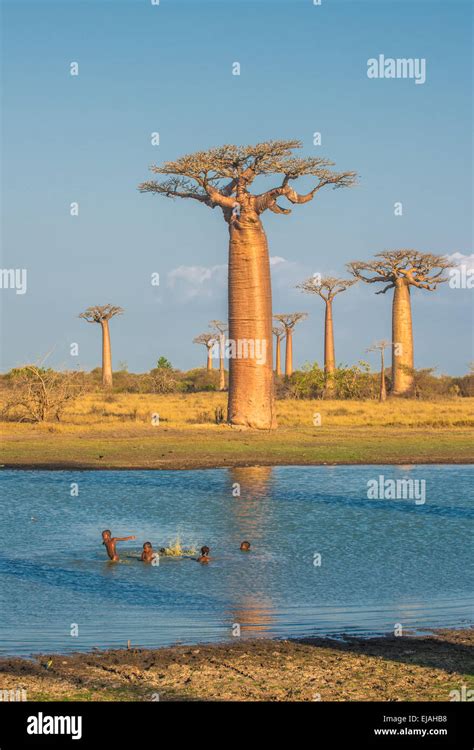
top-left (0, 629), bottom-right (472, 702)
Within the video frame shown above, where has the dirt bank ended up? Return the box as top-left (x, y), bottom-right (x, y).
top-left (0, 628), bottom-right (472, 702)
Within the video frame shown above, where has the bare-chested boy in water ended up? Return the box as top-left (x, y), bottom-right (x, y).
top-left (141, 541), bottom-right (156, 563)
top-left (101, 529), bottom-right (136, 562)
top-left (196, 545), bottom-right (211, 563)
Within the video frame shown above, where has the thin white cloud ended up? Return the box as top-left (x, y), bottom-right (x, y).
top-left (166, 263), bottom-right (227, 299)
top-left (167, 257), bottom-right (291, 299)
top-left (448, 252), bottom-right (474, 273)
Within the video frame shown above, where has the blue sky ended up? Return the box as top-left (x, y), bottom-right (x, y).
top-left (1, 0), bottom-right (472, 374)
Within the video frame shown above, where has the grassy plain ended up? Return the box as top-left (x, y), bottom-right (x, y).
top-left (1, 394), bottom-right (472, 468)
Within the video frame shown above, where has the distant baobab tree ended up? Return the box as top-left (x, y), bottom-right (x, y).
top-left (139, 140), bottom-right (356, 429)
top-left (79, 304), bottom-right (123, 387)
top-left (367, 339), bottom-right (390, 402)
top-left (193, 333), bottom-right (216, 371)
top-left (348, 251), bottom-right (450, 396)
top-left (273, 313), bottom-right (307, 377)
top-left (209, 320), bottom-right (227, 391)
top-left (297, 275), bottom-right (356, 394)
top-left (272, 323), bottom-right (286, 377)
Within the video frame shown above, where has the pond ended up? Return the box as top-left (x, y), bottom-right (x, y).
top-left (0, 465), bottom-right (472, 655)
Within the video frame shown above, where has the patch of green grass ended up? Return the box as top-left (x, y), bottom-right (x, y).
top-left (1, 425), bottom-right (472, 468)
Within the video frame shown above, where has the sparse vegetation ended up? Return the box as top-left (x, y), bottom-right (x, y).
top-left (1, 366), bottom-right (86, 423)
top-left (0, 390), bottom-right (472, 468)
top-left (0, 629), bottom-right (471, 702)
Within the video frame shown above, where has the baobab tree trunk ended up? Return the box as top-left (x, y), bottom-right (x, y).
top-left (285, 330), bottom-right (293, 377)
top-left (227, 212), bottom-right (276, 429)
top-left (324, 299), bottom-right (336, 396)
top-left (380, 349), bottom-right (387, 402)
top-left (207, 346), bottom-right (213, 371)
top-left (101, 320), bottom-right (113, 388)
top-left (392, 279), bottom-right (414, 396)
top-left (219, 335), bottom-right (225, 390)
top-left (275, 336), bottom-right (282, 376)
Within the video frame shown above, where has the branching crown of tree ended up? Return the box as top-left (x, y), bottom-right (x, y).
top-left (366, 339), bottom-right (390, 354)
top-left (273, 313), bottom-right (308, 330)
top-left (139, 140), bottom-right (357, 221)
top-left (297, 275), bottom-right (357, 301)
top-left (272, 324), bottom-right (286, 338)
top-left (347, 251), bottom-right (450, 295)
top-left (209, 320), bottom-right (228, 334)
top-left (193, 333), bottom-right (216, 347)
top-left (79, 304), bottom-right (124, 323)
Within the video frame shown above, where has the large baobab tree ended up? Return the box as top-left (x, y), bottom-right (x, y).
top-left (273, 313), bottom-right (307, 377)
top-left (193, 333), bottom-right (216, 371)
top-left (348, 251), bottom-right (450, 396)
top-left (297, 275), bottom-right (356, 394)
top-left (210, 319), bottom-right (227, 391)
top-left (272, 323), bottom-right (285, 377)
top-left (139, 140), bottom-right (356, 428)
top-left (79, 304), bottom-right (123, 388)
top-left (367, 339), bottom-right (390, 402)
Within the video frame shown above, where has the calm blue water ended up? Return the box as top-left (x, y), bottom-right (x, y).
top-left (0, 466), bottom-right (472, 656)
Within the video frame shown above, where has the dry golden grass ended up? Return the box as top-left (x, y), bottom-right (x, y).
top-left (1, 392), bottom-right (472, 434)
top-left (1, 394), bottom-right (472, 468)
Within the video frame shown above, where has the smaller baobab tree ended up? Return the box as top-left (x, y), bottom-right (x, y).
top-left (193, 333), bottom-right (216, 371)
top-left (272, 323), bottom-right (286, 377)
top-left (347, 251), bottom-right (450, 396)
top-left (297, 275), bottom-right (357, 395)
top-left (273, 313), bottom-right (307, 377)
top-left (367, 339), bottom-right (390, 402)
top-left (209, 320), bottom-right (227, 391)
top-left (79, 304), bottom-right (124, 388)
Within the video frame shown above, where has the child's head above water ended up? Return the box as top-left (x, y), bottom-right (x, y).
top-left (143, 542), bottom-right (152, 550)
top-left (201, 546), bottom-right (210, 556)
top-left (102, 530), bottom-right (111, 541)
top-left (240, 541), bottom-right (251, 551)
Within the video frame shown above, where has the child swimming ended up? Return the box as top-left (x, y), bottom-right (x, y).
top-left (101, 529), bottom-right (136, 562)
top-left (196, 545), bottom-right (211, 563)
top-left (240, 541), bottom-right (251, 551)
top-left (141, 541), bottom-right (156, 563)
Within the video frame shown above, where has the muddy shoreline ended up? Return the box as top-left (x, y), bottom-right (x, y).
top-left (0, 628), bottom-right (472, 702)
top-left (2, 458), bottom-right (473, 471)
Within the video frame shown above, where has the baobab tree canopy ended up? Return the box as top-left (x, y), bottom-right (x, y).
top-left (367, 339), bottom-right (391, 354)
top-left (79, 305), bottom-right (124, 323)
top-left (273, 313), bottom-right (308, 330)
top-left (347, 250), bottom-right (450, 396)
top-left (347, 251), bottom-right (450, 294)
top-left (193, 333), bottom-right (216, 347)
top-left (140, 141), bottom-right (356, 429)
top-left (138, 140), bottom-right (357, 219)
top-left (297, 275), bottom-right (357, 300)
